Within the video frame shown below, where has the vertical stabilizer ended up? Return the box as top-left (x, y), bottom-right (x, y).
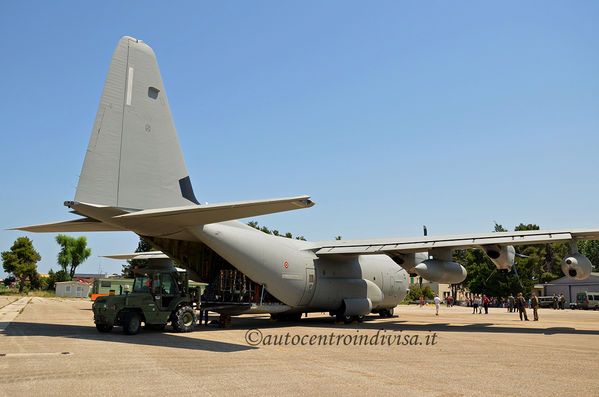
top-left (75, 36), bottom-right (198, 210)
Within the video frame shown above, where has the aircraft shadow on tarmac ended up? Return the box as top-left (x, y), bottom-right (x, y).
top-left (2, 322), bottom-right (256, 352)
top-left (217, 315), bottom-right (599, 336)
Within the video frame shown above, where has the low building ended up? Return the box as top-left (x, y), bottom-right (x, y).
top-left (534, 272), bottom-right (599, 303)
top-left (92, 278), bottom-right (134, 295)
top-left (55, 281), bottom-right (92, 298)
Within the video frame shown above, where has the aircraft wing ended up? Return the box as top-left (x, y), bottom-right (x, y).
top-left (12, 217), bottom-right (128, 233)
top-left (313, 228), bottom-right (599, 256)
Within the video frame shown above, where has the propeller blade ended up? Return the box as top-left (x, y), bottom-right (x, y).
top-left (512, 263), bottom-right (523, 287)
top-left (515, 253), bottom-right (530, 258)
top-left (485, 269), bottom-right (497, 283)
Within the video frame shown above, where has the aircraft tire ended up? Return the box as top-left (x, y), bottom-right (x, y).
top-left (357, 315), bottom-right (365, 322)
top-left (172, 306), bottom-right (195, 332)
top-left (123, 312), bottom-right (142, 335)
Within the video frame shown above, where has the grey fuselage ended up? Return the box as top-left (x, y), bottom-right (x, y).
top-left (191, 221), bottom-right (410, 314)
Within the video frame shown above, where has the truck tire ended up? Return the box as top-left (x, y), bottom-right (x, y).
top-left (96, 323), bottom-right (113, 333)
top-left (123, 312), bottom-right (142, 335)
top-left (172, 306), bottom-right (195, 332)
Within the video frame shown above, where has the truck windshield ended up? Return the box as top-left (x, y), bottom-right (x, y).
top-left (133, 276), bottom-right (152, 293)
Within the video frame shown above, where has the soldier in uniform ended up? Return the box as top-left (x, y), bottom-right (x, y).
top-left (553, 293), bottom-right (558, 310)
top-left (531, 292), bottom-right (539, 321)
top-left (560, 293), bottom-right (566, 309)
top-left (517, 292), bottom-right (529, 321)
top-left (508, 294), bottom-right (515, 313)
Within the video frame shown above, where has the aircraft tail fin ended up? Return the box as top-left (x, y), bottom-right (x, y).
top-left (75, 36), bottom-right (198, 210)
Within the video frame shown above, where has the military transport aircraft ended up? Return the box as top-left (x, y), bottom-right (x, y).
top-left (15, 36), bottom-right (599, 323)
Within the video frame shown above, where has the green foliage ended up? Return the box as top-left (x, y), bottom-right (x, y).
top-left (2, 237), bottom-right (41, 293)
top-left (335, 236), bottom-right (342, 240)
top-left (247, 221), bottom-right (307, 241)
top-left (578, 240), bottom-right (599, 270)
top-left (122, 237), bottom-right (154, 277)
top-left (454, 222), bottom-right (576, 298)
top-left (45, 269), bottom-right (71, 290)
top-left (55, 235), bottom-right (92, 278)
top-left (406, 284), bottom-right (435, 301)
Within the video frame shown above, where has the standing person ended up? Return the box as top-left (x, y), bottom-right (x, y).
top-left (509, 294), bottom-right (515, 313)
top-left (466, 297), bottom-right (471, 307)
top-left (531, 293), bottom-right (539, 321)
top-left (483, 295), bottom-right (490, 314)
top-left (553, 294), bottom-right (558, 310)
top-left (200, 287), bottom-right (210, 325)
top-left (472, 295), bottom-right (479, 314)
top-left (516, 292), bottom-right (529, 321)
top-left (560, 293), bottom-right (566, 310)
top-left (419, 294), bottom-right (424, 308)
top-left (434, 294), bottom-right (441, 316)
top-left (478, 296), bottom-right (483, 314)
top-left (557, 293), bottom-right (562, 310)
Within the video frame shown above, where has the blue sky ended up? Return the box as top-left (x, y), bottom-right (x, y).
top-left (1, 1), bottom-right (598, 277)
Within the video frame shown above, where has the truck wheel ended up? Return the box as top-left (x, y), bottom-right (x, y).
top-left (172, 306), bottom-right (195, 332)
top-left (96, 323), bottom-right (113, 333)
top-left (123, 312), bottom-right (142, 335)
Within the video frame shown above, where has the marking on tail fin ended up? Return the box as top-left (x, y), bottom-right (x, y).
top-left (179, 176), bottom-right (199, 204)
top-left (126, 67), bottom-right (134, 105)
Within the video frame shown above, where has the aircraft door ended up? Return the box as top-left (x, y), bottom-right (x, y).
top-left (298, 267), bottom-right (315, 306)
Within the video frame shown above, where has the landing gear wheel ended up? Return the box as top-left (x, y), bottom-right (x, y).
top-left (96, 323), bottom-right (113, 333)
top-left (356, 315), bottom-right (365, 323)
top-left (172, 306), bottom-right (195, 332)
top-left (336, 313), bottom-right (354, 324)
top-left (123, 312), bottom-right (141, 335)
top-left (379, 308), bottom-right (394, 318)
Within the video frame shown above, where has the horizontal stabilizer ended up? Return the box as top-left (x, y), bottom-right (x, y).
top-left (102, 251), bottom-right (169, 260)
top-left (113, 195), bottom-right (315, 229)
top-left (12, 218), bottom-right (128, 233)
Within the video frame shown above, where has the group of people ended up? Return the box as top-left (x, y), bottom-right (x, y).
top-left (469, 295), bottom-right (491, 314)
top-left (552, 293), bottom-right (567, 310)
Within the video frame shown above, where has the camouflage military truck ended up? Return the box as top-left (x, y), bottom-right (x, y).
top-left (92, 265), bottom-right (201, 335)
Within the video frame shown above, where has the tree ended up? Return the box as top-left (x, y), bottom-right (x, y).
top-left (578, 240), bottom-right (599, 270)
top-left (406, 284), bottom-right (435, 301)
top-left (2, 237), bottom-right (41, 293)
top-left (46, 269), bottom-right (71, 290)
top-left (247, 221), bottom-right (307, 241)
top-left (55, 235), bottom-right (92, 278)
top-left (122, 237), bottom-right (154, 278)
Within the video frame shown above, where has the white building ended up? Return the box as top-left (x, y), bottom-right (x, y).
top-left (534, 272), bottom-right (599, 302)
top-left (55, 281), bottom-right (92, 298)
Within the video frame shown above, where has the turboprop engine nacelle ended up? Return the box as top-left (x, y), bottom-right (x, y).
top-left (414, 260), bottom-right (467, 284)
top-left (562, 253), bottom-right (592, 280)
top-left (482, 245), bottom-right (515, 270)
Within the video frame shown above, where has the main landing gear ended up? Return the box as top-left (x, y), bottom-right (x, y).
top-left (332, 313), bottom-right (365, 324)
